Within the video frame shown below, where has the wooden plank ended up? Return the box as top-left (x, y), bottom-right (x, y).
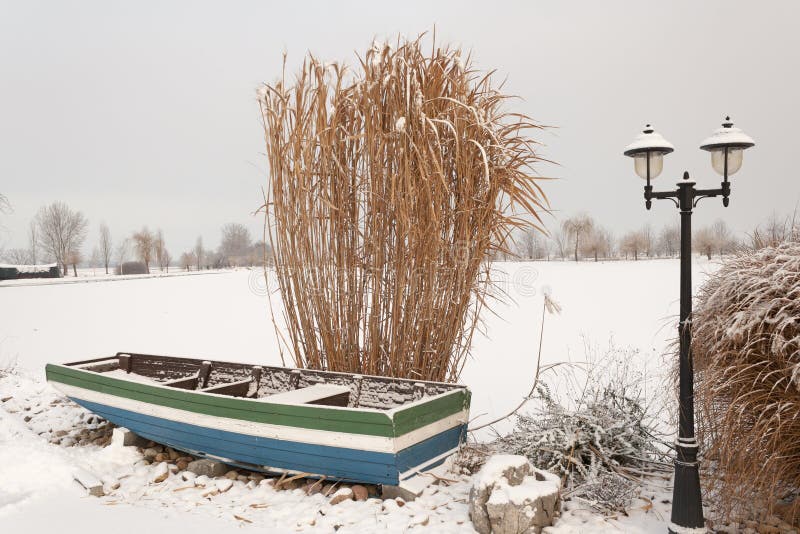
top-left (264, 384), bottom-right (350, 405)
top-left (391, 389), bottom-right (470, 437)
top-left (46, 364), bottom-right (394, 436)
top-left (164, 375), bottom-right (199, 390)
top-left (200, 380), bottom-right (251, 397)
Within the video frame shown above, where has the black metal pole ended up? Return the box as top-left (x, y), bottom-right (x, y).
top-left (669, 179), bottom-right (705, 532)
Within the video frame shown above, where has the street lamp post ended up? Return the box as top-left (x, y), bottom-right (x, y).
top-left (623, 118), bottom-right (755, 533)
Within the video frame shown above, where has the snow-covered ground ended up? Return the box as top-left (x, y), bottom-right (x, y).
top-left (0, 260), bottom-right (717, 532)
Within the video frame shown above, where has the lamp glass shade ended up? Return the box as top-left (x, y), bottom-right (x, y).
top-left (634, 151), bottom-right (663, 180)
top-left (711, 148), bottom-right (743, 176)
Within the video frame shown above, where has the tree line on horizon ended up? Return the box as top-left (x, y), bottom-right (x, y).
top-left (2, 198), bottom-right (798, 272)
top-left (0, 200), bottom-right (269, 276)
top-left (507, 211), bottom-right (800, 262)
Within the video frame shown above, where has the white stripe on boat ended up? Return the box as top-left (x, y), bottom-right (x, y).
top-left (52, 382), bottom-right (467, 454)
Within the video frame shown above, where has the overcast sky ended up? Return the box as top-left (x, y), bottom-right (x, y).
top-left (1, 1), bottom-right (798, 255)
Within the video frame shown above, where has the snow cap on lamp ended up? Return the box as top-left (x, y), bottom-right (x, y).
top-left (699, 117), bottom-right (755, 176)
top-left (623, 125), bottom-right (674, 180)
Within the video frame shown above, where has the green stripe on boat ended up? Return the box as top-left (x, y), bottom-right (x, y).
top-left (392, 389), bottom-right (470, 436)
top-left (46, 364), bottom-right (394, 437)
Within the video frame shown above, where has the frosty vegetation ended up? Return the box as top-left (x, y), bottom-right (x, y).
top-left (493, 347), bottom-right (671, 514)
top-left (693, 242), bottom-right (800, 525)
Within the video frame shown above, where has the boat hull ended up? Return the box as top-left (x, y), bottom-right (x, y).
top-left (46, 361), bottom-right (470, 485)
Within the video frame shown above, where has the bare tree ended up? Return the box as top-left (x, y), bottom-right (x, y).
top-left (28, 221), bottom-right (38, 265)
top-left (658, 224), bottom-right (680, 257)
top-left (99, 223), bottom-right (112, 274)
top-left (562, 214), bottom-right (594, 262)
top-left (620, 230), bottom-right (647, 260)
top-left (194, 236), bottom-right (204, 270)
top-left (35, 202), bottom-right (89, 275)
top-left (161, 248), bottom-right (172, 272)
top-left (551, 227), bottom-right (568, 260)
top-left (694, 227), bottom-right (716, 260)
top-left (581, 226), bottom-right (611, 262)
top-left (219, 223), bottom-right (252, 266)
top-left (132, 227), bottom-right (155, 274)
top-left (179, 252), bottom-right (195, 271)
top-left (67, 249), bottom-right (82, 277)
top-left (641, 223), bottom-right (654, 258)
top-left (115, 237), bottom-right (130, 274)
top-left (153, 229), bottom-right (168, 271)
top-left (2, 248), bottom-right (32, 264)
top-left (711, 219), bottom-right (734, 256)
top-left (89, 247), bottom-right (100, 276)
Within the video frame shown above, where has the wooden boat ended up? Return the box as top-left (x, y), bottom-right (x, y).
top-left (45, 352), bottom-right (470, 486)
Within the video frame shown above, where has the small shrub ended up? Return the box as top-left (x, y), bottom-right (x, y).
top-left (494, 347), bottom-right (670, 513)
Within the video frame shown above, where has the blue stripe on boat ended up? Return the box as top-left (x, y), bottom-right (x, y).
top-left (71, 398), bottom-right (464, 485)
top-left (396, 424), bottom-right (467, 475)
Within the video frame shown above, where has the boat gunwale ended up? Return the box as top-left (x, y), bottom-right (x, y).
top-left (47, 357), bottom-right (469, 419)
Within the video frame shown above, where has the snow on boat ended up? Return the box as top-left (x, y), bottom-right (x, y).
top-left (45, 352), bottom-right (470, 485)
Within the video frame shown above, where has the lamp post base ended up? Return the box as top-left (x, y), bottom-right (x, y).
top-left (669, 437), bottom-right (705, 533)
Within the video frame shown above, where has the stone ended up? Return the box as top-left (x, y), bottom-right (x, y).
top-left (154, 453), bottom-right (169, 462)
top-left (224, 470), bottom-right (239, 480)
top-left (329, 487), bottom-right (354, 505)
top-left (54, 430), bottom-right (68, 438)
top-left (153, 462), bottom-right (170, 483)
top-left (111, 428), bottom-right (147, 448)
top-left (468, 455), bottom-right (560, 534)
top-left (143, 447), bottom-right (160, 459)
top-left (276, 478), bottom-right (301, 491)
top-left (216, 479), bottom-right (234, 493)
top-left (304, 480), bottom-right (323, 495)
top-left (321, 483), bottom-right (337, 497)
top-left (176, 460), bottom-right (189, 471)
top-left (73, 469), bottom-right (104, 497)
top-left (186, 459), bottom-right (228, 478)
top-left (351, 485), bottom-right (368, 501)
top-left (167, 448), bottom-right (181, 461)
top-left (237, 475), bottom-right (249, 483)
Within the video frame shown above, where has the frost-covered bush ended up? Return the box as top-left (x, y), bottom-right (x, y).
top-left (693, 242), bottom-right (800, 524)
top-left (494, 348), bottom-right (669, 513)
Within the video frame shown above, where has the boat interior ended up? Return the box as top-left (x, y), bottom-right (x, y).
top-left (66, 352), bottom-right (464, 409)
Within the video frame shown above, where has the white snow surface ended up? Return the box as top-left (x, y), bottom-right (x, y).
top-left (0, 260), bottom-right (717, 532)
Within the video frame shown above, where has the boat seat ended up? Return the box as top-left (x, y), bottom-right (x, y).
top-left (163, 374), bottom-right (200, 390)
top-left (263, 384), bottom-right (351, 407)
top-left (199, 379), bottom-right (253, 398)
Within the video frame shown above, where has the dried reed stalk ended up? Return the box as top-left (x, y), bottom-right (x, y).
top-left (693, 243), bottom-right (800, 524)
top-left (258, 34), bottom-right (547, 382)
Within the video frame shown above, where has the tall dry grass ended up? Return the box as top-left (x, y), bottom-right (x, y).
top-left (258, 34), bottom-right (548, 382)
top-left (693, 243), bottom-right (800, 524)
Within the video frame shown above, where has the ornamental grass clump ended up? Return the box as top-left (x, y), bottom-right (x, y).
top-left (258, 34), bottom-right (548, 382)
top-left (693, 242), bottom-right (800, 524)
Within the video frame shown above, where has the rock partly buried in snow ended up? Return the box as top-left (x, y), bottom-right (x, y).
top-left (186, 459), bottom-right (228, 478)
top-left (469, 454), bottom-right (561, 534)
top-left (329, 487), bottom-right (354, 505)
top-left (152, 462), bottom-right (170, 483)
